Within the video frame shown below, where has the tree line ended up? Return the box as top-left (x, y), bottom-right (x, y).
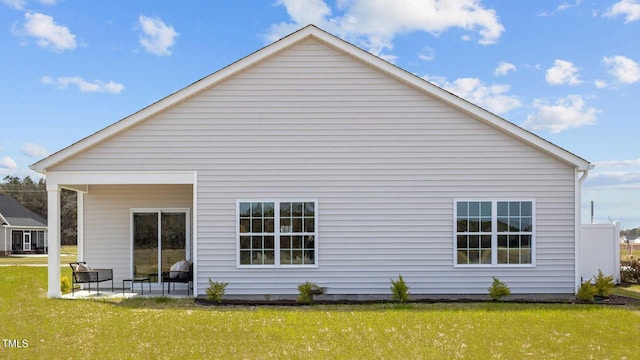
top-left (1, 176), bottom-right (77, 245)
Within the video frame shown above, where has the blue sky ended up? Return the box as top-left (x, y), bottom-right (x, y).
top-left (0, 0), bottom-right (639, 228)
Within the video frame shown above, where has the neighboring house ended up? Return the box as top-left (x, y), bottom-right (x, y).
top-left (0, 194), bottom-right (48, 255)
top-left (32, 25), bottom-right (593, 299)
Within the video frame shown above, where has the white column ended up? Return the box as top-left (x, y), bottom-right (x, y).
top-left (47, 184), bottom-right (61, 298)
top-left (77, 191), bottom-right (84, 262)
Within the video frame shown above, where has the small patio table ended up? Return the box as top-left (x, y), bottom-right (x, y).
top-left (123, 277), bottom-right (151, 295)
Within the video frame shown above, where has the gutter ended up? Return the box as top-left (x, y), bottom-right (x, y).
top-left (575, 164), bottom-right (595, 291)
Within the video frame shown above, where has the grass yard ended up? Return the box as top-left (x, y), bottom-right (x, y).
top-left (1, 267), bottom-right (639, 359)
top-left (0, 246), bottom-right (77, 266)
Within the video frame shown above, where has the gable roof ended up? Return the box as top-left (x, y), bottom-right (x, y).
top-left (0, 194), bottom-right (47, 227)
top-left (31, 25), bottom-right (591, 173)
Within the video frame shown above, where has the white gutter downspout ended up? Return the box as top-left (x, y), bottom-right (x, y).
top-left (575, 165), bottom-right (594, 292)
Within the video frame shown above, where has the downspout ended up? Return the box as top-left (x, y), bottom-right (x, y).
top-left (575, 165), bottom-right (594, 292)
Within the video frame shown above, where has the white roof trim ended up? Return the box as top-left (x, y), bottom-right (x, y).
top-left (30, 25), bottom-right (591, 172)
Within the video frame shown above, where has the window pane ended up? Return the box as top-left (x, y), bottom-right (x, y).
top-left (469, 218), bottom-right (480, 232)
top-left (263, 251), bottom-right (275, 264)
top-left (481, 202), bottom-right (491, 216)
top-left (304, 202), bottom-right (315, 216)
top-left (521, 235), bottom-right (531, 248)
top-left (497, 249), bottom-right (508, 264)
top-left (280, 218), bottom-right (291, 232)
top-left (457, 235), bottom-right (467, 249)
top-left (263, 203), bottom-right (275, 217)
top-left (521, 202), bottom-right (532, 216)
top-left (240, 236), bottom-right (251, 250)
top-left (457, 250), bottom-right (469, 264)
top-left (468, 250), bottom-right (480, 264)
top-left (239, 203), bottom-right (251, 218)
top-left (252, 219), bottom-right (263, 233)
top-left (480, 250), bottom-right (492, 264)
top-left (264, 218), bottom-right (274, 232)
top-left (280, 202), bottom-right (291, 217)
top-left (304, 236), bottom-right (315, 249)
top-left (264, 236), bottom-right (274, 249)
top-left (497, 235), bottom-right (507, 248)
top-left (291, 250), bottom-right (303, 264)
top-left (292, 202), bottom-right (303, 216)
top-left (251, 202), bottom-right (263, 217)
top-left (240, 251), bottom-right (251, 265)
top-left (292, 218), bottom-right (302, 232)
top-left (469, 235), bottom-right (479, 248)
top-left (469, 202), bottom-right (480, 216)
top-left (497, 202), bottom-right (508, 216)
top-left (304, 250), bottom-right (315, 265)
top-left (509, 202), bottom-right (520, 216)
top-left (252, 236), bottom-right (262, 249)
top-left (457, 202), bottom-right (468, 216)
top-left (304, 218), bottom-right (315, 232)
top-left (280, 236), bottom-right (291, 249)
top-left (481, 235), bottom-right (491, 248)
top-left (280, 250), bottom-right (291, 263)
top-left (457, 219), bottom-right (468, 232)
top-left (521, 249), bottom-right (532, 263)
top-left (481, 217), bottom-right (492, 232)
top-left (497, 218), bottom-right (508, 232)
top-left (240, 219), bottom-right (250, 233)
top-left (292, 236), bottom-right (302, 249)
top-left (521, 217), bottom-right (532, 232)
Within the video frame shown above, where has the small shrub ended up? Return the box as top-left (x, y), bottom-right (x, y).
top-left (488, 277), bottom-right (511, 301)
top-left (206, 278), bottom-right (229, 304)
top-left (60, 276), bottom-right (71, 293)
top-left (621, 257), bottom-right (640, 284)
top-left (592, 269), bottom-right (615, 297)
top-left (390, 275), bottom-right (410, 303)
top-left (298, 281), bottom-right (318, 303)
top-left (576, 279), bottom-right (595, 302)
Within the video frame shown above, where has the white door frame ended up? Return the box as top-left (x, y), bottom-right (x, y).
top-left (23, 232), bottom-right (31, 251)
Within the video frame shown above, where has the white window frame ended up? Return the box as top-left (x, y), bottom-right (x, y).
top-left (236, 200), bottom-right (318, 268)
top-left (453, 199), bottom-right (536, 267)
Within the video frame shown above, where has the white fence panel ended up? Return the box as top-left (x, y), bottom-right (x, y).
top-left (580, 223), bottom-right (620, 283)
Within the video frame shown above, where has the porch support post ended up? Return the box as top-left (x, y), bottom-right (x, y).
top-left (77, 191), bottom-right (84, 262)
top-left (47, 184), bottom-right (61, 298)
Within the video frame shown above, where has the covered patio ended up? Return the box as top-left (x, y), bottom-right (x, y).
top-left (44, 171), bottom-right (198, 299)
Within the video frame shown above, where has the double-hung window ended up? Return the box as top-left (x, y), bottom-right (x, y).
top-left (237, 200), bottom-right (317, 267)
top-left (455, 200), bottom-right (534, 266)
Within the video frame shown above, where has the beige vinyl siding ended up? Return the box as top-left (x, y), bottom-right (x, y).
top-left (54, 38), bottom-right (577, 295)
top-left (82, 185), bottom-right (192, 283)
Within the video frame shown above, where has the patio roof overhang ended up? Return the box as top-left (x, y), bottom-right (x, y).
top-left (45, 171), bottom-right (197, 298)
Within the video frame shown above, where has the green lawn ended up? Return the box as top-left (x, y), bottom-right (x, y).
top-left (1, 267), bottom-right (639, 359)
top-left (0, 246), bottom-right (77, 265)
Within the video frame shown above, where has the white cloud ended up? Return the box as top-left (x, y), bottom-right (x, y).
top-left (545, 59), bottom-right (582, 85)
top-left (21, 12), bottom-right (76, 52)
top-left (595, 158), bottom-right (640, 167)
top-left (20, 143), bottom-right (49, 158)
top-left (138, 15), bottom-right (178, 56)
top-left (41, 76), bottom-right (124, 94)
top-left (494, 61), bottom-right (516, 76)
top-left (418, 47), bottom-right (435, 62)
top-left (266, 0), bottom-right (504, 57)
top-left (426, 76), bottom-right (521, 115)
top-left (604, 0), bottom-right (640, 23)
top-left (594, 79), bottom-right (608, 88)
top-left (539, 0), bottom-right (582, 16)
top-left (523, 95), bottom-right (599, 133)
top-left (39, 0), bottom-right (58, 4)
top-left (602, 55), bottom-right (640, 84)
top-left (2, 0), bottom-right (26, 9)
top-left (0, 156), bottom-right (17, 170)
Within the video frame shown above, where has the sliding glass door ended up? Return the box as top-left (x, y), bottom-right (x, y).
top-left (132, 209), bottom-right (189, 281)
